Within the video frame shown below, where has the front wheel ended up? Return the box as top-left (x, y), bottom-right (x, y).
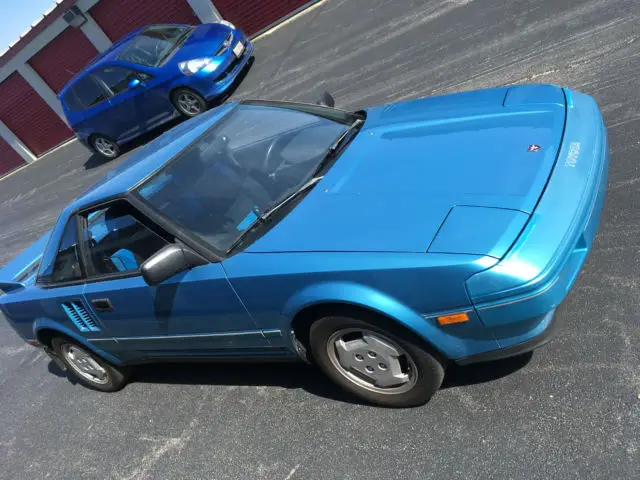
top-left (309, 315), bottom-right (445, 407)
top-left (171, 88), bottom-right (207, 117)
top-left (52, 337), bottom-right (131, 392)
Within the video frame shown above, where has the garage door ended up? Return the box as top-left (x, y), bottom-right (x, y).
top-left (214, 0), bottom-right (312, 36)
top-left (90, 0), bottom-right (200, 42)
top-left (0, 136), bottom-right (26, 178)
top-left (0, 73), bottom-right (72, 156)
top-left (29, 26), bottom-right (99, 93)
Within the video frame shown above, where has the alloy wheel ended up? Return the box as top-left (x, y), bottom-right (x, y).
top-left (94, 137), bottom-right (117, 158)
top-left (177, 92), bottom-right (203, 116)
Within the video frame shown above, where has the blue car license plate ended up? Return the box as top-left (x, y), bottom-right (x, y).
top-left (232, 41), bottom-right (245, 57)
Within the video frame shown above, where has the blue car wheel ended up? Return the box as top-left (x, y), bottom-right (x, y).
top-left (171, 88), bottom-right (207, 117)
top-left (309, 315), bottom-right (445, 407)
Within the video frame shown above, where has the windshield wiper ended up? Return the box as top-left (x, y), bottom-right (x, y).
top-left (226, 176), bottom-right (324, 254)
top-left (312, 118), bottom-right (364, 176)
top-left (159, 28), bottom-right (194, 64)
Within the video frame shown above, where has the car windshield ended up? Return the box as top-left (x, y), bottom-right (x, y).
top-left (118, 25), bottom-right (193, 67)
top-left (136, 104), bottom-right (352, 253)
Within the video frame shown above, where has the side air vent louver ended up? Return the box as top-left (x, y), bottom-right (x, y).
top-left (61, 301), bottom-right (100, 332)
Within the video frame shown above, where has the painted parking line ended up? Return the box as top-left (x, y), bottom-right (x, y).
top-left (252, 0), bottom-right (328, 42)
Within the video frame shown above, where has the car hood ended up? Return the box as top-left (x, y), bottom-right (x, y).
top-left (247, 85), bottom-right (567, 255)
top-left (171, 23), bottom-right (233, 64)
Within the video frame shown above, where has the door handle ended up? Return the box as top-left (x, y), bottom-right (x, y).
top-left (91, 298), bottom-right (114, 312)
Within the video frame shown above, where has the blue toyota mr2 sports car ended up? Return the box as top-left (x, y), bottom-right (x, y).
top-left (0, 85), bottom-right (608, 407)
top-left (58, 22), bottom-right (253, 159)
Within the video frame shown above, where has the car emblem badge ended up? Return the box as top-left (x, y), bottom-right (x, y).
top-left (527, 144), bottom-right (541, 152)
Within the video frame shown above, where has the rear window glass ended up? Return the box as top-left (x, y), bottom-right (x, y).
top-left (40, 218), bottom-right (84, 284)
top-left (63, 76), bottom-right (108, 111)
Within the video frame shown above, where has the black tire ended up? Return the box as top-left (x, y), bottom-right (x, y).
top-left (90, 134), bottom-right (120, 159)
top-left (309, 315), bottom-right (445, 407)
top-left (171, 88), bottom-right (207, 117)
top-left (52, 337), bottom-right (131, 392)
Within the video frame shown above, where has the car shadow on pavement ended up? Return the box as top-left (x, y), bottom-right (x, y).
top-left (441, 352), bottom-right (532, 389)
top-left (46, 350), bottom-right (532, 406)
top-left (82, 57), bottom-right (256, 171)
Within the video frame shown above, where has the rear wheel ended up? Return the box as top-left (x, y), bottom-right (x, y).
top-left (52, 337), bottom-right (130, 392)
top-left (172, 88), bottom-right (207, 117)
top-left (309, 315), bottom-right (445, 407)
top-left (90, 135), bottom-right (120, 159)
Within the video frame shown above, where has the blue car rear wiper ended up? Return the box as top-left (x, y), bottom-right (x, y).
top-left (226, 176), bottom-right (324, 254)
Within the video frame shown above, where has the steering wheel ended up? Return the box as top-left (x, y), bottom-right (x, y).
top-left (208, 135), bottom-right (241, 168)
top-left (263, 135), bottom-right (292, 174)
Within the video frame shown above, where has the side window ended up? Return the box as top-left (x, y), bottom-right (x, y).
top-left (95, 66), bottom-right (139, 97)
top-left (68, 76), bottom-right (109, 110)
top-left (82, 203), bottom-right (169, 276)
top-left (50, 218), bottom-right (84, 283)
top-left (61, 89), bottom-right (82, 111)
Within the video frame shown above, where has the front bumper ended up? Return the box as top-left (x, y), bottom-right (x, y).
top-left (185, 35), bottom-right (254, 101)
top-left (454, 89), bottom-right (608, 362)
top-left (456, 309), bottom-right (559, 365)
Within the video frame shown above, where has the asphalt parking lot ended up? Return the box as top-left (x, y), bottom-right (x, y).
top-left (1, 0), bottom-right (639, 478)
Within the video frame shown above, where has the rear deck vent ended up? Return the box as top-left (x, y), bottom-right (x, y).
top-left (61, 301), bottom-right (100, 332)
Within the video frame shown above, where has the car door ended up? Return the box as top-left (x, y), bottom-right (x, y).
top-left (93, 66), bottom-right (174, 143)
top-left (62, 75), bottom-right (118, 139)
top-left (77, 200), bottom-right (267, 361)
top-left (32, 216), bottom-right (114, 349)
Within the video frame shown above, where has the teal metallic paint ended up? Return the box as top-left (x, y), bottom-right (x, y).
top-left (32, 318), bottom-right (122, 365)
top-left (246, 86), bottom-right (565, 254)
top-left (467, 90), bottom-right (608, 304)
top-left (222, 252), bottom-right (500, 359)
top-left (0, 85), bottom-right (609, 368)
top-left (428, 206), bottom-right (529, 258)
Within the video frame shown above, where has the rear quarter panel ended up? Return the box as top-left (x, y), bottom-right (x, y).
top-left (1, 284), bottom-right (121, 364)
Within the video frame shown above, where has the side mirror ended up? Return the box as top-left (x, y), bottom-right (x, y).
top-left (128, 77), bottom-right (143, 89)
top-left (141, 244), bottom-right (206, 286)
top-left (315, 91), bottom-right (335, 108)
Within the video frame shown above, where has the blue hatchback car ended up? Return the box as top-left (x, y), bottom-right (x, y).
top-left (58, 22), bottom-right (254, 159)
top-left (0, 86), bottom-right (608, 407)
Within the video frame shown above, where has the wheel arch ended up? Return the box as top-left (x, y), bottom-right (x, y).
top-left (33, 320), bottom-right (122, 365)
top-left (169, 85), bottom-right (206, 103)
top-left (284, 283), bottom-right (451, 363)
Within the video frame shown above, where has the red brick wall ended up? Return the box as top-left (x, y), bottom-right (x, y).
top-left (29, 26), bottom-right (99, 93)
top-left (0, 73), bottom-right (72, 156)
top-left (90, 0), bottom-right (200, 41)
top-left (214, 0), bottom-right (310, 36)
